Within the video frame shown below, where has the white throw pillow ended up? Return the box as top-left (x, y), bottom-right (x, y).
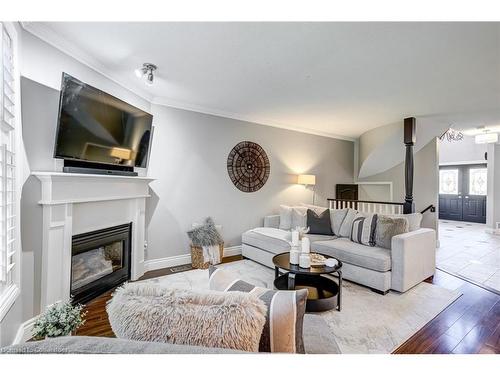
top-left (278, 205), bottom-right (293, 230)
top-left (330, 208), bottom-right (349, 236)
top-left (292, 206), bottom-right (308, 229)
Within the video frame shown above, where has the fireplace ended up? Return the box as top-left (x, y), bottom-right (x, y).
top-left (71, 223), bottom-right (132, 305)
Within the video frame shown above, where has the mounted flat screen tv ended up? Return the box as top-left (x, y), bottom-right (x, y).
top-left (54, 73), bottom-right (153, 170)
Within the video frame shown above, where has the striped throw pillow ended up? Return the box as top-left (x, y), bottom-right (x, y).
top-left (351, 213), bottom-right (378, 246)
top-left (209, 266), bottom-right (308, 353)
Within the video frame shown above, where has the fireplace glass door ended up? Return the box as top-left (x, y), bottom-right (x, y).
top-left (71, 223), bottom-right (131, 304)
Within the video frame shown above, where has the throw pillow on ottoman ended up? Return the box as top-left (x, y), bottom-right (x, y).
top-left (209, 266), bottom-right (308, 354)
top-left (106, 283), bottom-right (267, 352)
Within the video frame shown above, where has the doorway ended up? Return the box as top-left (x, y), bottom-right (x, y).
top-left (439, 164), bottom-right (487, 224)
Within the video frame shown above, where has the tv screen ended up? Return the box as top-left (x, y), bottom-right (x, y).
top-left (54, 73), bottom-right (153, 168)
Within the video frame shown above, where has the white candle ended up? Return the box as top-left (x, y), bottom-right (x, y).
top-left (290, 249), bottom-right (300, 265)
top-left (301, 237), bottom-right (310, 253)
top-left (299, 253), bottom-right (311, 268)
top-left (291, 230), bottom-right (299, 246)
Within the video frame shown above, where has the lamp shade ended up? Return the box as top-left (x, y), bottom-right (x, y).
top-left (298, 174), bottom-right (316, 185)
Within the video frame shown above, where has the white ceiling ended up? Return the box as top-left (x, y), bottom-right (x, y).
top-left (23, 22), bottom-right (500, 139)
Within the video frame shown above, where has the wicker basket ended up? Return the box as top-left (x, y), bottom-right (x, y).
top-left (190, 244), bottom-right (224, 269)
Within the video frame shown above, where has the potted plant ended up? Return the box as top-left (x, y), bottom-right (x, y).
top-left (32, 301), bottom-right (87, 340)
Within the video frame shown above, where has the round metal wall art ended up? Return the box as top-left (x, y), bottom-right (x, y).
top-left (227, 141), bottom-right (270, 193)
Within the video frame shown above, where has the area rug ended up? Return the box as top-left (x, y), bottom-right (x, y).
top-left (143, 260), bottom-right (462, 354)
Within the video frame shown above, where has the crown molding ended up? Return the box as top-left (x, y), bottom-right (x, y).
top-left (20, 22), bottom-right (154, 103)
top-left (151, 96), bottom-right (355, 141)
top-left (21, 22), bottom-right (354, 142)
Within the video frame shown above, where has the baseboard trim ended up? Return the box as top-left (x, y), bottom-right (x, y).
top-left (13, 316), bottom-right (37, 345)
top-left (485, 228), bottom-right (500, 236)
top-left (143, 245), bottom-right (242, 272)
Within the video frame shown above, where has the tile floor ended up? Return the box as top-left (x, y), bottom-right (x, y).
top-left (437, 220), bottom-right (500, 293)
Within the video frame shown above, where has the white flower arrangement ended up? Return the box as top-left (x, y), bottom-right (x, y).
top-left (33, 301), bottom-right (87, 340)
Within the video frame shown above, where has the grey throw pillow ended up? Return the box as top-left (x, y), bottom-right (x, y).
top-left (306, 209), bottom-right (333, 235)
top-left (375, 215), bottom-right (409, 249)
top-left (209, 266), bottom-right (308, 354)
top-left (330, 208), bottom-right (348, 235)
top-left (338, 208), bottom-right (358, 238)
top-left (351, 213), bottom-right (378, 246)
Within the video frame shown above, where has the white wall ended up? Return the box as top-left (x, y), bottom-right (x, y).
top-left (146, 104), bottom-right (354, 260)
top-left (439, 135), bottom-right (487, 165)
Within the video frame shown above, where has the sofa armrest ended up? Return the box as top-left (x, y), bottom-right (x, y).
top-left (391, 228), bottom-right (436, 292)
top-left (264, 215), bottom-right (280, 228)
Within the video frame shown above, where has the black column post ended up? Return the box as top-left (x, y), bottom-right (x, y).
top-left (403, 117), bottom-right (416, 214)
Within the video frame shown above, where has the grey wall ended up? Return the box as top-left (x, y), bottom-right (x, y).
top-left (19, 78), bottom-right (354, 313)
top-left (146, 104), bottom-right (354, 260)
top-left (358, 139), bottom-right (439, 232)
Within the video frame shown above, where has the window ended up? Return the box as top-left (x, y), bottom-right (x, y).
top-left (439, 169), bottom-right (459, 195)
top-left (0, 22), bottom-right (19, 320)
top-left (469, 168), bottom-right (487, 196)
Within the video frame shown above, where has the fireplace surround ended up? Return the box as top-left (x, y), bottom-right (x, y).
top-left (33, 171), bottom-right (154, 312)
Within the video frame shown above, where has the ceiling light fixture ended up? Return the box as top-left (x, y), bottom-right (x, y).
top-left (134, 63), bottom-right (157, 86)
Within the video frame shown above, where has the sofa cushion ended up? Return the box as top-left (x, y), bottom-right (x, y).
top-left (304, 233), bottom-right (337, 242)
top-left (330, 208), bottom-right (349, 235)
top-left (350, 213), bottom-right (377, 246)
top-left (375, 216), bottom-right (409, 249)
top-left (242, 228), bottom-right (291, 254)
top-left (386, 213), bottom-right (422, 232)
top-left (306, 209), bottom-right (333, 235)
top-left (338, 208), bottom-right (358, 238)
top-left (209, 266), bottom-right (308, 353)
top-left (311, 238), bottom-right (392, 272)
top-left (279, 205), bottom-right (308, 230)
top-left (107, 283), bottom-right (267, 352)
top-left (279, 205), bottom-right (293, 230)
top-left (301, 204), bottom-right (349, 235)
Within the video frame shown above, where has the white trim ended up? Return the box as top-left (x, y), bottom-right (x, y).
top-left (143, 245), bottom-right (242, 273)
top-left (439, 160), bottom-right (487, 166)
top-left (0, 284), bottom-right (20, 321)
top-left (224, 245), bottom-right (242, 257)
top-left (13, 316), bottom-right (37, 345)
top-left (143, 254), bottom-right (192, 272)
top-left (20, 23), bottom-right (355, 142)
top-left (38, 195), bottom-right (151, 206)
top-left (485, 228), bottom-right (500, 236)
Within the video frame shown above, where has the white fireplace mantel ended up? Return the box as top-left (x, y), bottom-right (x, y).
top-left (33, 172), bottom-right (154, 311)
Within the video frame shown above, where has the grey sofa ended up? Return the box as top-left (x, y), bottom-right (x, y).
top-left (0, 314), bottom-right (341, 354)
top-left (242, 214), bottom-right (436, 294)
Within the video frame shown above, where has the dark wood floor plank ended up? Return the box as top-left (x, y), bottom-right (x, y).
top-left (452, 300), bottom-right (500, 354)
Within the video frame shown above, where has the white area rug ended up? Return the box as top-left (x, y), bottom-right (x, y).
top-left (144, 260), bottom-right (462, 353)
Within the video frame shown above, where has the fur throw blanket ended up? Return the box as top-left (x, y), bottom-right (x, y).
top-left (187, 217), bottom-right (224, 247)
top-left (106, 283), bottom-right (267, 352)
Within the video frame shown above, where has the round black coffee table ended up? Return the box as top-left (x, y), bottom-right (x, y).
top-left (272, 252), bottom-right (343, 312)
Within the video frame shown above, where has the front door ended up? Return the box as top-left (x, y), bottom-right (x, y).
top-left (439, 164), bottom-right (487, 223)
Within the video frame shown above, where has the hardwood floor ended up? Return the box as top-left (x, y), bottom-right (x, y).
top-left (76, 258), bottom-right (500, 354)
top-left (394, 270), bottom-right (500, 354)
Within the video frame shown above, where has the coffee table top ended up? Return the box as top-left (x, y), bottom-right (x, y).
top-left (272, 252), bottom-right (342, 275)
